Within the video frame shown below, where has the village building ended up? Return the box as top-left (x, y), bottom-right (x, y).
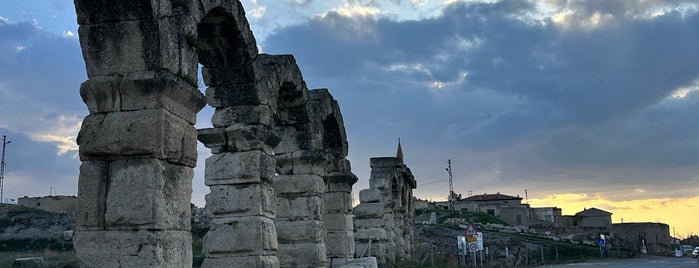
top-left (18, 195), bottom-right (77, 215)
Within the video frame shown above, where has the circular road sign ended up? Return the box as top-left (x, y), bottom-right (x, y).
top-left (468, 242), bottom-right (478, 252)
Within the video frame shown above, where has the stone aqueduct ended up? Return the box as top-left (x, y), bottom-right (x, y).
top-left (73, 0), bottom-right (415, 267)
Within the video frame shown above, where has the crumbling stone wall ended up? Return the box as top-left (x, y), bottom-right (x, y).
top-left (73, 1), bottom-right (356, 267)
top-left (354, 145), bottom-right (417, 265)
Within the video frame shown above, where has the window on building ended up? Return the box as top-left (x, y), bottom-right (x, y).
top-left (487, 209), bottom-right (495, 216)
top-left (516, 215), bottom-right (522, 224)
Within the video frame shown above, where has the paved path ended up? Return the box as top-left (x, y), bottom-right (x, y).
top-left (542, 255), bottom-right (698, 268)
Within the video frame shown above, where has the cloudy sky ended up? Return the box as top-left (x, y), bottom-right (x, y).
top-left (1, 0), bottom-right (698, 235)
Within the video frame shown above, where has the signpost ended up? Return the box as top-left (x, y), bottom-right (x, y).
top-left (465, 224), bottom-right (478, 267)
top-left (458, 223), bottom-right (487, 267)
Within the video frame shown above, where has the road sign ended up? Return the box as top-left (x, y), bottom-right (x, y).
top-left (477, 232), bottom-right (484, 250)
top-left (467, 236), bottom-right (477, 243)
top-left (468, 242), bottom-right (478, 252)
top-left (457, 235), bottom-right (466, 254)
top-left (465, 223), bottom-right (477, 236)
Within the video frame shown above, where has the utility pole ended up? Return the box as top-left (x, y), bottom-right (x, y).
top-left (525, 189), bottom-right (529, 204)
top-left (1, 135), bottom-right (10, 204)
top-left (447, 159), bottom-right (453, 210)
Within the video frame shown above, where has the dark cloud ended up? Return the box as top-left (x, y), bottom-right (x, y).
top-left (262, 0), bottom-right (699, 197)
top-left (0, 20), bottom-right (86, 116)
top-left (0, 19), bottom-right (84, 197)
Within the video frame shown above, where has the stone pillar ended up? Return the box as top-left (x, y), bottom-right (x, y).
top-left (73, 1), bottom-right (204, 266)
top-left (354, 190), bottom-right (394, 264)
top-left (198, 106), bottom-right (280, 267)
top-left (274, 150), bottom-right (328, 268)
top-left (322, 159), bottom-right (357, 267)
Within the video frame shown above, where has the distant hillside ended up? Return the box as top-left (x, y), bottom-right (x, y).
top-left (0, 204), bottom-right (74, 251)
top-left (411, 209), bottom-right (629, 267)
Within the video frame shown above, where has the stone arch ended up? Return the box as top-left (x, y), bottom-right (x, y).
top-left (73, 0), bottom-right (206, 266)
top-left (309, 89), bottom-right (358, 266)
top-left (74, 1), bottom-right (357, 267)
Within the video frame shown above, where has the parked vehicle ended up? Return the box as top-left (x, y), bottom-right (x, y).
top-left (692, 247), bottom-right (699, 258)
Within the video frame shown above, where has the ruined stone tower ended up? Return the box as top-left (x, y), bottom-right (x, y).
top-left (73, 1), bottom-right (357, 267)
top-left (354, 142), bottom-right (417, 265)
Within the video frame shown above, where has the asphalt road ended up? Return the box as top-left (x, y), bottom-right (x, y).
top-left (542, 255), bottom-right (699, 268)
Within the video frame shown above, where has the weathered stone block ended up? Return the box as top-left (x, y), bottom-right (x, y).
top-left (275, 150), bottom-right (327, 176)
top-left (273, 126), bottom-right (317, 154)
top-left (344, 257), bottom-right (378, 268)
top-left (203, 217), bottom-right (277, 255)
top-left (275, 220), bottom-right (324, 243)
top-left (225, 124), bottom-right (278, 155)
top-left (201, 255), bottom-right (279, 268)
top-left (278, 243), bottom-right (326, 268)
top-left (80, 76), bottom-right (122, 114)
top-left (74, 0), bottom-right (182, 25)
top-left (355, 228), bottom-right (388, 241)
top-left (205, 183), bottom-right (275, 218)
top-left (205, 81), bottom-right (275, 107)
top-left (78, 17), bottom-right (196, 79)
top-left (353, 218), bottom-right (386, 229)
top-left (197, 127), bottom-right (227, 153)
top-left (74, 230), bottom-right (192, 268)
top-left (323, 192), bottom-right (352, 213)
top-left (369, 157), bottom-right (402, 168)
top-left (325, 180), bottom-right (354, 193)
top-left (119, 71), bottom-right (206, 124)
top-left (368, 175), bottom-right (391, 191)
top-left (274, 174), bottom-right (325, 196)
top-left (212, 105), bottom-right (274, 127)
top-left (201, 58), bottom-right (265, 86)
top-left (354, 203), bottom-right (388, 219)
top-left (323, 213), bottom-right (353, 232)
top-left (356, 242), bottom-right (392, 264)
top-left (276, 196), bottom-right (322, 221)
top-left (325, 231), bottom-right (354, 258)
top-left (359, 189), bottom-right (381, 203)
top-left (76, 161), bottom-right (108, 230)
top-left (104, 159), bottom-right (192, 231)
top-left (204, 151), bottom-right (275, 185)
top-left (325, 158), bottom-right (351, 174)
top-left (78, 109), bottom-right (198, 166)
top-left (13, 257), bottom-right (45, 267)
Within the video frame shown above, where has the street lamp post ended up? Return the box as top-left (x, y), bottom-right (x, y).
top-left (1, 135), bottom-right (10, 204)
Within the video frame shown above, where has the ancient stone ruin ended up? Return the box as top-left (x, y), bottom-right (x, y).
top-left (354, 143), bottom-right (417, 264)
top-left (73, 0), bottom-right (357, 267)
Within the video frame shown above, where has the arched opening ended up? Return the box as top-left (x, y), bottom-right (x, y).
top-left (73, 1), bottom-right (355, 267)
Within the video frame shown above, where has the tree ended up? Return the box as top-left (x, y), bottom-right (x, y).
top-left (448, 191), bottom-right (463, 202)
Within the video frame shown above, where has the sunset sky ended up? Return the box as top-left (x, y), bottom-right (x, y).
top-left (1, 0), bottom-right (698, 236)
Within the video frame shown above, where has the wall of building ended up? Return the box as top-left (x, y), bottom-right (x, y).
top-left (18, 195), bottom-right (77, 215)
top-left (611, 222), bottom-right (671, 255)
top-left (497, 206), bottom-right (531, 226)
top-left (578, 215), bottom-right (611, 228)
top-left (531, 207), bottom-right (562, 225)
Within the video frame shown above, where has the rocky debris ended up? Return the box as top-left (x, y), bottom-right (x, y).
top-left (12, 257), bottom-right (46, 267)
top-left (340, 257), bottom-right (378, 268)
